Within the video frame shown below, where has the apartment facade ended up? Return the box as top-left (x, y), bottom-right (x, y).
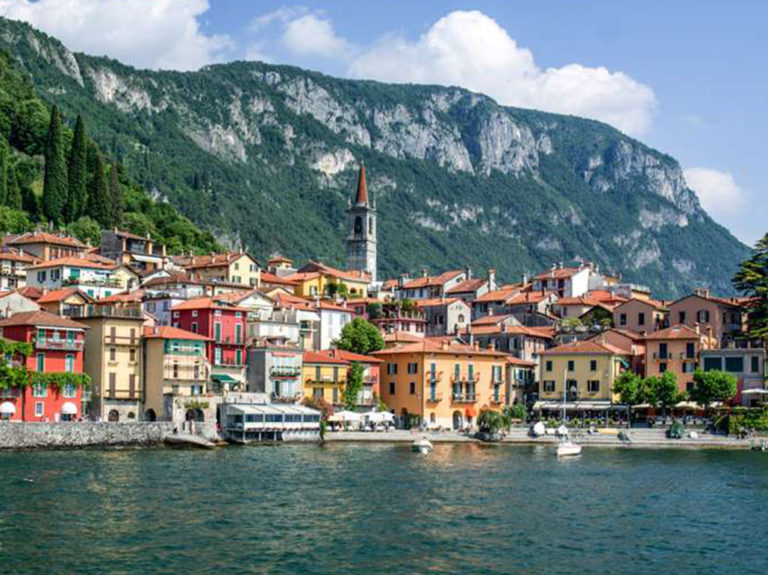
top-left (644, 324), bottom-right (716, 394)
top-left (613, 298), bottom-right (668, 334)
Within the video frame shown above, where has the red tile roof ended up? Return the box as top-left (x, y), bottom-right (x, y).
top-left (534, 267), bottom-right (584, 280)
top-left (14, 286), bottom-right (44, 300)
top-left (260, 271), bottom-right (298, 286)
top-left (540, 340), bottom-right (627, 356)
top-left (0, 310), bottom-right (88, 329)
top-left (414, 297), bottom-right (463, 308)
top-left (445, 278), bottom-right (487, 295)
top-left (176, 252), bottom-right (254, 270)
top-left (172, 297), bottom-right (247, 312)
top-left (303, 350), bottom-right (351, 365)
top-left (7, 232), bottom-right (87, 249)
top-left (37, 288), bottom-right (92, 304)
top-left (143, 325), bottom-right (211, 341)
top-left (401, 270), bottom-right (464, 290)
top-left (292, 261), bottom-right (371, 283)
top-left (475, 286), bottom-right (520, 303)
top-left (373, 338), bottom-right (507, 357)
top-left (0, 249), bottom-right (39, 264)
top-left (99, 290), bottom-right (144, 304)
top-left (383, 332), bottom-right (424, 344)
top-left (614, 297), bottom-right (668, 311)
top-left (26, 256), bottom-right (115, 271)
top-left (644, 324), bottom-right (703, 341)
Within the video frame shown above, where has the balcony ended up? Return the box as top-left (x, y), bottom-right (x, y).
top-left (270, 366), bottom-right (302, 378)
top-left (84, 304), bottom-right (143, 319)
top-left (214, 358), bottom-right (245, 368)
top-left (425, 392), bottom-right (443, 403)
top-left (490, 396), bottom-right (504, 404)
top-left (451, 394), bottom-right (476, 403)
top-left (35, 338), bottom-right (84, 351)
top-left (64, 276), bottom-right (122, 288)
top-left (363, 376), bottom-right (377, 386)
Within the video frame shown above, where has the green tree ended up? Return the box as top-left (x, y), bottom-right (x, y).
top-left (342, 362), bottom-right (364, 409)
top-left (733, 232), bottom-right (768, 339)
top-left (613, 371), bottom-right (644, 405)
top-left (5, 166), bottom-right (21, 210)
top-left (0, 206), bottom-right (31, 234)
top-left (66, 114), bottom-right (88, 221)
top-left (86, 144), bottom-right (110, 226)
top-left (42, 105), bottom-right (67, 223)
top-left (336, 317), bottom-right (385, 355)
top-left (66, 216), bottom-right (101, 246)
top-left (0, 139), bottom-right (8, 205)
top-left (689, 369), bottom-right (737, 411)
top-left (477, 409), bottom-right (505, 437)
top-left (367, 302), bottom-right (383, 319)
top-left (107, 163), bottom-right (124, 225)
top-left (650, 371), bottom-right (680, 416)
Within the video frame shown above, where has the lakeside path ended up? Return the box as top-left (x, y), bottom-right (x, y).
top-left (325, 428), bottom-right (756, 450)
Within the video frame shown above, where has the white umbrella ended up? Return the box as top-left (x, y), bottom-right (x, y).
top-left (337, 410), bottom-right (362, 423)
top-left (61, 402), bottom-right (78, 416)
top-left (742, 389), bottom-right (768, 395)
top-left (0, 401), bottom-right (16, 415)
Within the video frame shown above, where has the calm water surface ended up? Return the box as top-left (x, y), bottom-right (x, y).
top-left (1, 444), bottom-right (767, 574)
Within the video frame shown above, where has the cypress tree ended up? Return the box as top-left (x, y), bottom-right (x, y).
top-left (6, 167), bottom-right (22, 210)
top-left (86, 145), bottom-right (110, 227)
top-left (0, 140), bottom-right (8, 206)
top-left (66, 114), bottom-right (88, 222)
top-left (42, 105), bottom-right (67, 223)
top-left (107, 163), bottom-right (123, 227)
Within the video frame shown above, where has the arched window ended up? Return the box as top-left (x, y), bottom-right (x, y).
top-left (354, 216), bottom-right (363, 236)
top-left (368, 217), bottom-right (374, 235)
top-left (108, 410), bottom-right (120, 422)
top-left (458, 314), bottom-right (465, 324)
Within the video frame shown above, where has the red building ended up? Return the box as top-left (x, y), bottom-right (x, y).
top-left (0, 310), bottom-right (88, 421)
top-left (172, 297), bottom-right (248, 386)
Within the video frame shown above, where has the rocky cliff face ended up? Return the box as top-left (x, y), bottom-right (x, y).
top-left (0, 18), bottom-right (748, 296)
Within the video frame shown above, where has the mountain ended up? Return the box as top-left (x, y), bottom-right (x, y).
top-left (0, 18), bottom-right (749, 296)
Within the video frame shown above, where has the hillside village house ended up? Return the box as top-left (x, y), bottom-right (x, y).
top-left (25, 257), bottom-right (138, 299)
top-left (0, 291), bottom-right (40, 318)
top-left (613, 298), bottom-right (668, 334)
top-left (536, 339), bottom-right (629, 415)
top-left (285, 261), bottom-right (371, 298)
top-left (531, 264), bottom-right (603, 298)
top-left (247, 338), bottom-right (304, 401)
top-left (416, 297), bottom-right (471, 337)
top-left (302, 350), bottom-right (349, 405)
top-left (142, 326), bottom-right (213, 424)
top-left (668, 289), bottom-right (747, 345)
top-left (0, 311), bottom-right (88, 422)
top-left (172, 297), bottom-right (248, 388)
top-left (176, 251), bottom-right (260, 287)
top-left (0, 249), bottom-right (38, 290)
top-left (80, 304), bottom-right (145, 422)
top-left (443, 269), bottom-right (497, 303)
top-left (701, 346), bottom-right (766, 406)
top-left (271, 291), bottom-right (320, 350)
top-left (394, 269), bottom-right (467, 300)
top-left (374, 339), bottom-right (508, 430)
top-left (37, 288), bottom-right (93, 317)
top-left (369, 302), bottom-right (427, 339)
top-left (100, 229), bottom-right (167, 273)
top-left (473, 287), bottom-right (558, 325)
top-left (507, 356), bottom-right (537, 405)
top-left (644, 324), bottom-right (717, 394)
top-left (314, 300), bottom-right (353, 351)
top-left (5, 231), bottom-right (88, 261)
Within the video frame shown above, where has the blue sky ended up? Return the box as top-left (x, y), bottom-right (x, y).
top-left (3, 0), bottom-right (765, 244)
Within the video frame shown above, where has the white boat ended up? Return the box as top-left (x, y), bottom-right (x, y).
top-left (557, 438), bottom-right (583, 457)
top-left (411, 437), bottom-right (433, 454)
top-left (555, 369), bottom-right (582, 457)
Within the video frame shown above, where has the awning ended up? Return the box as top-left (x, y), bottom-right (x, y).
top-left (532, 401), bottom-right (612, 411)
top-left (742, 389), bottom-right (768, 395)
top-left (131, 254), bottom-right (164, 264)
top-left (0, 401), bottom-right (16, 415)
top-left (61, 402), bottom-right (78, 415)
top-left (211, 374), bottom-right (237, 382)
top-left (465, 406), bottom-right (477, 418)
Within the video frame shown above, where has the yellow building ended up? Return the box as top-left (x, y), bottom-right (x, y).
top-left (177, 252), bottom-right (261, 287)
top-left (142, 326), bottom-right (212, 424)
top-left (373, 339), bottom-right (508, 430)
top-left (537, 340), bottom-right (628, 409)
top-left (302, 350), bottom-right (348, 405)
top-left (285, 261), bottom-right (370, 298)
top-left (80, 304), bottom-right (145, 422)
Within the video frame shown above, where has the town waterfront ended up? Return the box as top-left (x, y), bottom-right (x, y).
top-left (2, 444), bottom-right (767, 574)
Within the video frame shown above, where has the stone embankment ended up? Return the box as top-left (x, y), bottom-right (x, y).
top-left (0, 422), bottom-right (174, 450)
top-left (326, 427), bottom-right (752, 449)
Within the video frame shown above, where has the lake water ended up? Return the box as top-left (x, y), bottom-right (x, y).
top-left (1, 444), bottom-right (767, 574)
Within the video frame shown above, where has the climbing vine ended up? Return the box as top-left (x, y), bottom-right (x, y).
top-left (0, 342), bottom-right (90, 391)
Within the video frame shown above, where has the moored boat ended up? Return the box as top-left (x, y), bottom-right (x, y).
top-left (411, 437), bottom-right (433, 454)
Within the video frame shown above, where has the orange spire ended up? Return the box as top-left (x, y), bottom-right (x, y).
top-left (355, 164), bottom-right (368, 205)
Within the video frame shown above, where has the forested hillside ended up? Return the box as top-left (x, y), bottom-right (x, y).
top-left (0, 48), bottom-right (219, 253)
top-left (0, 18), bottom-right (749, 296)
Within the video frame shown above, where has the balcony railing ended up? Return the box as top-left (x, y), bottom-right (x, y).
top-left (425, 392), bottom-right (443, 403)
top-left (451, 394), bottom-right (476, 403)
top-left (84, 304), bottom-right (143, 319)
top-left (363, 376), bottom-right (377, 386)
top-left (214, 359), bottom-right (244, 368)
top-left (35, 338), bottom-right (84, 351)
top-left (270, 366), bottom-right (302, 378)
top-left (64, 276), bottom-right (122, 288)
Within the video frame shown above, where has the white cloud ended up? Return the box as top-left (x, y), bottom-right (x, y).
top-left (281, 14), bottom-right (349, 58)
top-left (347, 10), bottom-right (656, 135)
top-left (0, 0), bottom-right (231, 70)
top-left (684, 167), bottom-right (746, 215)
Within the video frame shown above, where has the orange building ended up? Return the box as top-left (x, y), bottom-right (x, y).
top-left (644, 324), bottom-right (716, 393)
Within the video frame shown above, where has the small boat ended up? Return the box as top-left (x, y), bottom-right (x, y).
top-left (411, 437), bottom-right (433, 454)
top-left (557, 438), bottom-right (582, 457)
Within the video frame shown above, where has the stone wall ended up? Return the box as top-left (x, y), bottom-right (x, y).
top-left (0, 422), bottom-right (174, 450)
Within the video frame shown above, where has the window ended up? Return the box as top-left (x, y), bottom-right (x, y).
top-left (389, 382), bottom-right (396, 395)
top-left (214, 323), bottom-right (222, 342)
top-left (32, 382), bottom-right (47, 397)
top-left (37, 270), bottom-right (47, 282)
top-left (235, 323), bottom-right (243, 344)
top-left (587, 380), bottom-right (600, 393)
top-left (686, 343), bottom-right (695, 359)
top-left (703, 357), bottom-right (721, 372)
top-left (545, 360), bottom-right (553, 372)
top-left (129, 348), bottom-right (136, 363)
top-left (109, 373), bottom-right (116, 397)
top-left (315, 366), bottom-right (321, 381)
top-left (332, 388), bottom-right (339, 404)
top-left (659, 362), bottom-right (667, 373)
top-left (619, 313), bottom-right (627, 326)
top-left (236, 349), bottom-right (242, 366)
top-left (173, 362), bottom-right (179, 379)
top-left (313, 387), bottom-right (323, 400)
top-left (659, 343), bottom-right (668, 360)
top-left (590, 360), bottom-right (597, 372)
top-left (567, 360), bottom-right (575, 371)
top-left (683, 363), bottom-right (695, 373)
top-left (678, 311), bottom-right (686, 323)
top-left (63, 383), bottom-right (76, 398)
top-left (109, 347), bottom-right (116, 362)
top-left (35, 401), bottom-right (44, 417)
top-left (751, 356), bottom-right (761, 373)
top-left (36, 352), bottom-right (44, 372)
top-left (214, 347), bottom-right (222, 365)
top-left (638, 312), bottom-right (646, 326)
top-left (333, 366), bottom-right (339, 382)
top-left (191, 322), bottom-right (198, 333)
top-left (725, 357), bottom-right (744, 373)
top-left (543, 380), bottom-right (556, 393)
top-left (65, 354), bottom-right (74, 373)
top-left (387, 363), bottom-right (398, 375)
top-left (173, 311), bottom-right (179, 318)
top-left (697, 310), bottom-right (710, 323)
top-left (191, 310), bottom-right (198, 317)
top-left (407, 362), bottom-right (418, 374)
top-left (410, 381), bottom-right (416, 395)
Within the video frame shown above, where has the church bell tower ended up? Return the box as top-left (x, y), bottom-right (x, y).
top-left (346, 164), bottom-right (377, 282)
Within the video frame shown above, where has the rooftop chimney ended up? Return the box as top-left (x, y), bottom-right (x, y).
top-left (465, 266), bottom-right (472, 280)
top-left (488, 268), bottom-right (497, 290)
top-left (422, 267), bottom-right (428, 278)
